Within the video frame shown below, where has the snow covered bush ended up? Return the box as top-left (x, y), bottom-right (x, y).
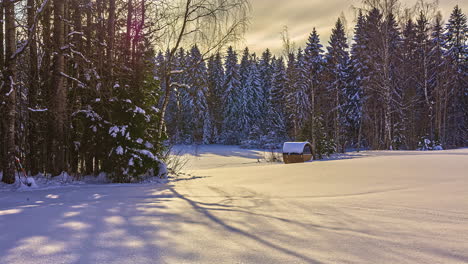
top-left (417, 137), bottom-right (443, 151)
top-left (73, 48), bottom-right (167, 183)
top-left (105, 70), bottom-right (166, 182)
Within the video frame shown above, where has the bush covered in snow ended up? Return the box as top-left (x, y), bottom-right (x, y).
top-left (417, 137), bottom-right (443, 151)
top-left (73, 49), bottom-right (167, 183)
top-left (104, 74), bottom-right (166, 182)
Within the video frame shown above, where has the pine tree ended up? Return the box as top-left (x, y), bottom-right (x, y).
top-left (269, 57), bottom-right (288, 140)
top-left (243, 55), bottom-right (265, 147)
top-left (325, 18), bottom-right (350, 153)
top-left (361, 8), bottom-right (384, 149)
top-left (186, 45), bottom-right (211, 144)
top-left (259, 49), bottom-right (274, 127)
top-left (207, 52), bottom-right (225, 143)
top-left (246, 55), bottom-right (263, 127)
top-left (163, 48), bottom-right (186, 143)
top-left (348, 10), bottom-right (366, 151)
top-left (415, 12), bottom-right (435, 147)
top-left (430, 13), bottom-right (448, 147)
top-left (285, 52), bottom-right (298, 139)
top-left (293, 49), bottom-right (311, 138)
top-left (362, 8), bottom-right (403, 149)
top-left (443, 5), bottom-right (467, 147)
top-left (401, 18), bottom-right (419, 149)
top-left (304, 28), bottom-right (327, 157)
top-left (222, 46), bottom-right (242, 144)
top-left (385, 13), bottom-right (404, 149)
top-left (238, 48), bottom-right (252, 137)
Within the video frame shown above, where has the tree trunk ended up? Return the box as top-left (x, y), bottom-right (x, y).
top-left (96, 0), bottom-right (104, 80)
top-left (27, 0), bottom-right (40, 176)
top-left (86, 0), bottom-right (92, 52)
top-left (107, 0), bottom-right (115, 78)
top-left (41, 1), bottom-right (52, 174)
top-left (310, 84), bottom-right (317, 159)
top-left (0, 4), bottom-right (5, 175)
top-left (0, 4), bottom-right (4, 68)
top-left (125, 0), bottom-right (133, 62)
top-left (2, 0), bottom-right (17, 184)
top-left (69, 0), bottom-right (83, 174)
top-left (51, 0), bottom-right (67, 176)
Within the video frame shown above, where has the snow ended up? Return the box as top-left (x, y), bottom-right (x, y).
top-left (109, 125), bottom-right (128, 138)
top-left (115, 146), bottom-right (124, 155)
top-left (67, 31), bottom-right (84, 37)
top-left (0, 174), bottom-right (107, 192)
top-left (133, 106), bottom-right (145, 114)
top-left (27, 107), bottom-right (48, 112)
top-left (282, 141), bottom-right (309, 154)
top-left (134, 149), bottom-right (158, 161)
top-left (1, 146), bottom-right (468, 263)
top-left (144, 142), bottom-right (153, 149)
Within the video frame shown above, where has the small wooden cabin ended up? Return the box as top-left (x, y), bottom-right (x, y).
top-left (282, 142), bottom-right (313, 164)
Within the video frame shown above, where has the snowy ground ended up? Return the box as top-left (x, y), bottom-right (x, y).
top-left (1, 146), bottom-right (467, 263)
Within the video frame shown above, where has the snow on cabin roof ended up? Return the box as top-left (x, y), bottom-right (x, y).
top-left (283, 142), bottom-right (311, 154)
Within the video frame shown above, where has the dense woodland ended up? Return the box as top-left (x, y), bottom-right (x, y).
top-left (161, 3), bottom-right (467, 154)
top-left (0, 0), bottom-right (467, 184)
top-left (0, 0), bottom-right (248, 183)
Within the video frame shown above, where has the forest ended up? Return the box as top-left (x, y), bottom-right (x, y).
top-left (0, 0), bottom-right (467, 184)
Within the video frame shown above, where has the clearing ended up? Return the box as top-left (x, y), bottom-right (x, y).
top-left (1, 146), bottom-right (467, 263)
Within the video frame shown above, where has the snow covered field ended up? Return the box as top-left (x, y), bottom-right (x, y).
top-left (1, 146), bottom-right (467, 263)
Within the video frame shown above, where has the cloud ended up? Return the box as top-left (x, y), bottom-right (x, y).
top-left (244, 0), bottom-right (467, 55)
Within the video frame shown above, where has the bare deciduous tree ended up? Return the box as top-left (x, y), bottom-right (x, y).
top-left (155, 0), bottom-right (250, 138)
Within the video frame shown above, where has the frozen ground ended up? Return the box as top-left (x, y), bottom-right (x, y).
top-left (1, 146), bottom-right (467, 263)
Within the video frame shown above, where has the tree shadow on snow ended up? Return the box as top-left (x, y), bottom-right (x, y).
top-left (0, 183), bottom-right (328, 263)
top-left (1, 180), bottom-right (466, 263)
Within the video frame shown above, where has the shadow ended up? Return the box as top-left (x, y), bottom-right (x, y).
top-left (0, 183), bottom-right (328, 263)
top-left (168, 174), bottom-right (211, 182)
top-left (1, 176), bottom-right (467, 264)
top-left (167, 186), bottom-right (324, 264)
top-left (0, 184), bottom-right (181, 263)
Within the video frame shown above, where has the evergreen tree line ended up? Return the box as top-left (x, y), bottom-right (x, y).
top-left (159, 5), bottom-right (467, 158)
top-left (0, 0), bottom-right (165, 184)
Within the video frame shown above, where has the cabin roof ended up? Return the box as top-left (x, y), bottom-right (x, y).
top-left (282, 142), bottom-right (311, 154)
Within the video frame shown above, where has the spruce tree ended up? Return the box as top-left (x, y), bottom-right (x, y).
top-left (269, 57), bottom-right (288, 141)
top-left (207, 53), bottom-right (225, 143)
top-left (243, 55), bottom-right (265, 147)
top-left (349, 10), bottom-right (366, 151)
top-left (293, 49), bottom-right (311, 138)
top-left (429, 13), bottom-right (448, 146)
top-left (222, 46), bottom-right (242, 144)
top-left (443, 5), bottom-right (467, 147)
top-left (285, 52), bottom-right (298, 139)
top-left (304, 28), bottom-right (327, 157)
top-left (186, 45), bottom-right (211, 144)
top-left (401, 18), bottom-right (419, 149)
top-left (259, 49), bottom-right (274, 127)
top-left (238, 48), bottom-right (252, 138)
top-left (325, 18), bottom-right (350, 153)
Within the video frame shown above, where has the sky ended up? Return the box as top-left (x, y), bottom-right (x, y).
top-left (242, 0), bottom-right (467, 55)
